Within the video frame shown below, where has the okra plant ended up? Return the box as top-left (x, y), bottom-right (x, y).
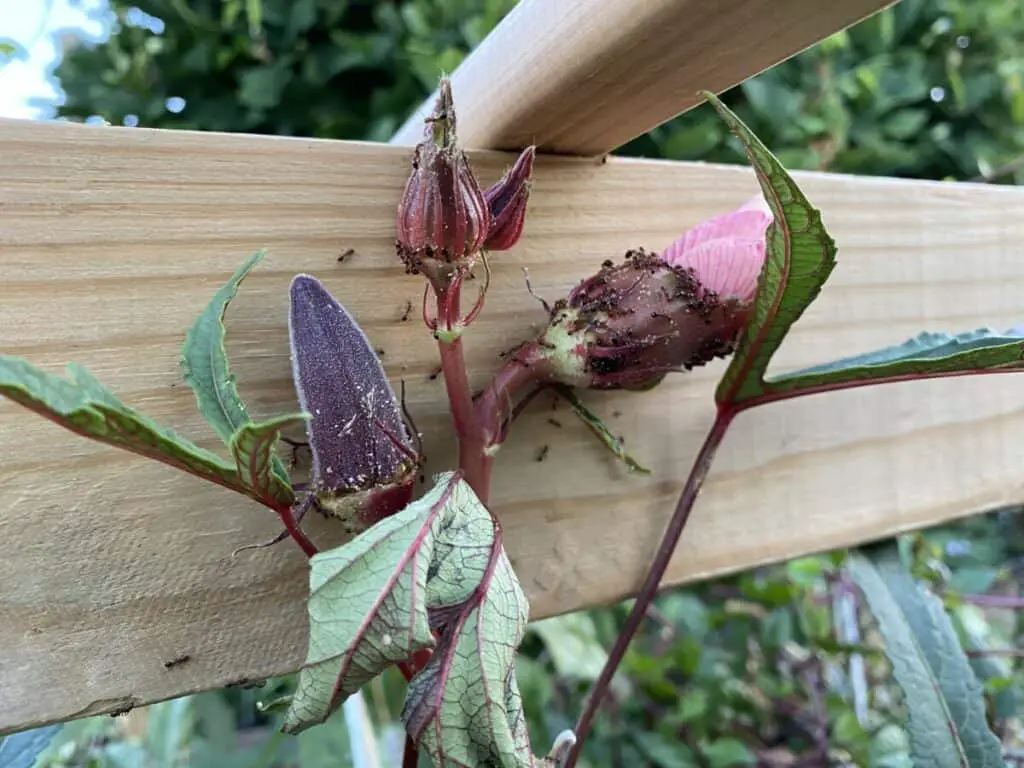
top-left (3, 83), bottom-right (1023, 767)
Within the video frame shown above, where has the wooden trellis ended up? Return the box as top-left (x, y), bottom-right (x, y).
top-left (3, 0), bottom-right (1023, 736)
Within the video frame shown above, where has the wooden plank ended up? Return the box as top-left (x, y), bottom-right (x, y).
top-left (3, 119), bottom-right (1024, 733)
top-left (390, 0), bottom-right (897, 154)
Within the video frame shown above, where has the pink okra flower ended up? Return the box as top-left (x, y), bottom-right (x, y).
top-left (532, 195), bottom-right (772, 391)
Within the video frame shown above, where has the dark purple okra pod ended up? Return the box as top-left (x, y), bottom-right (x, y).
top-left (289, 274), bottom-right (418, 533)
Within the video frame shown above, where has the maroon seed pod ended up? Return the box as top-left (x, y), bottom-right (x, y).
top-left (289, 274), bottom-right (418, 533)
top-left (483, 146), bottom-right (535, 252)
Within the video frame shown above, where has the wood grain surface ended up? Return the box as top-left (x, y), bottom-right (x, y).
top-left (3, 118), bottom-right (1024, 732)
top-left (390, 0), bottom-right (898, 154)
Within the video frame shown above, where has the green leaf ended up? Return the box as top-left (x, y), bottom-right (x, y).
top-left (181, 250), bottom-right (290, 485)
top-left (553, 384), bottom-right (651, 474)
top-left (296, 707), bottom-right (355, 768)
top-left (0, 725), bottom-right (61, 768)
top-left (230, 414), bottom-right (307, 505)
top-left (767, 327), bottom-right (1024, 395)
top-left (702, 91), bottom-right (838, 407)
top-left (181, 252), bottom-right (256, 436)
top-left (528, 613), bottom-right (609, 681)
top-left (403, 544), bottom-right (548, 767)
top-left (0, 355), bottom-right (244, 492)
top-left (282, 472), bottom-right (462, 734)
top-left (848, 543), bottom-right (1004, 768)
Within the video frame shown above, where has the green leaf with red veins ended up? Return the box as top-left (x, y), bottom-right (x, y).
top-left (765, 327), bottom-right (1024, 396)
top-left (405, 530), bottom-right (553, 768)
top-left (282, 472), bottom-right (467, 735)
top-left (0, 355), bottom-right (246, 493)
top-left (702, 91), bottom-right (838, 407)
top-left (229, 414), bottom-right (308, 505)
top-left (181, 249), bottom-right (290, 484)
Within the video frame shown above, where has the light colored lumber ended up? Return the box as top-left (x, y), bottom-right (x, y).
top-left (2, 118), bottom-right (1024, 733)
top-left (390, 0), bottom-right (897, 154)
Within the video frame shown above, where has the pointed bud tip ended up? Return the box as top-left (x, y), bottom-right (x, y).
top-left (483, 145), bottom-right (537, 251)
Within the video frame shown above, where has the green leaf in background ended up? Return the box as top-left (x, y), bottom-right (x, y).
top-left (767, 327), bottom-right (1024, 395)
top-left (0, 725), bottom-right (61, 768)
top-left (0, 355), bottom-right (245, 492)
top-left (282, 473), bottom-right (459, 734)
top-left (701, 91), bottom-right (838, 407)
top-left (296, 706), bottom-right (355, 768)
top-left (552, 384), bottom-right (651, 475)
top-left (848, 543), bottom-right (1004, 768)
top-left (230, 414), bottom-right (307, 505)
top-left (528, 613), bottom-right (609, 682)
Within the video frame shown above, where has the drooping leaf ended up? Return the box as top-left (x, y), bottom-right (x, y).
top-left (0, 724), bottom-right (61, 768)
top-left (282, 472), bottom-right (466, 734)
top-left (0, 355), bottom-right (245, 493)
top-left (702, 91), bottom-right (838, 407)
top-left (767, 327), bottom-right (1024, 395)
top-left (848, 543), bottom-right (1004, 768)
top-left (230, 414), bottom-right (308, 505)
top-left (552, 384), bottom-right (650, 475)
top-left (288, 274), bottom-right (415, 494)
top-left (404, 543), bottom-right (553, 768)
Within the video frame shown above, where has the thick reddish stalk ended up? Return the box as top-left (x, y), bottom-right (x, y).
top-left (434, 280), bottom-right (490, 498)
top-left (565, 407), bottom-right (737, 767)
top-left (402, 734), bottom-right (419, 768)
top-left (273, 501), bottom-right (318, 558)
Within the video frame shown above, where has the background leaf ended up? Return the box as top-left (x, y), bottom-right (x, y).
top-left (0, 356), bottom-right (245, 493)
top-left (767, 327), bottom-right (1024, 394)
top-left (703, 92), bottom-right (838, 407)
top-left (848, 543), bottom-right (1004, 768)
top-left (0, 725), bottom-right (61, 768)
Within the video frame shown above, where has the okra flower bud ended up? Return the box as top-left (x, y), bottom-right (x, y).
top-left (533, 196), bottom-right (772, 391)
top-left (396, 79), bottom-right (490, 281)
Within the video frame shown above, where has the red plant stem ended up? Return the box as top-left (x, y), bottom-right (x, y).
top-left (966, 648), bottom-right (1024, 658)
top-left (565, 406), bottom-right (737, 767)
top-left (962, 594), bottom-right (1024, 609)
top-left (402, 734), bottom-right (419, 768)
top-left (434, 280), bottom-right (490, 499)
top-left (273, 501), bottom-right (318, 558)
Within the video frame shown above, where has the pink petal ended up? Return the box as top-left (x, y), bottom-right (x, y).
top-left (661, 196), bottom-right (772, 303)
top-left (666, 238), bottom-right (765, 302)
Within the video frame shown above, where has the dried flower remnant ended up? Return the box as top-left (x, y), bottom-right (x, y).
top-left (483, 145), bottom-right (536, 251)
top-left (289, 275), bottom-right (419, 534)
top-left (395, 79), bottom-right (490, 283)
top-left (530, 196), bottom-right (772, 391)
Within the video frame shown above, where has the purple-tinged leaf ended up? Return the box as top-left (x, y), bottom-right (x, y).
top-left (281, 472), bottom-right (463, 734)
top-left (230, 414), bottom-right (308, 505)
top-left (0, 355), bottom-right (246, 494)
top-left (402, 484), bottom-right (555, 767)
top-left (289, 275), bottom-right (415, 495)
top-left (765, 327), bottom-right (1024, 396)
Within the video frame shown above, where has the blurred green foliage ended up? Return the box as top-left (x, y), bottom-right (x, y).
top-left (38, 0), bottom-right (1024, 765)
